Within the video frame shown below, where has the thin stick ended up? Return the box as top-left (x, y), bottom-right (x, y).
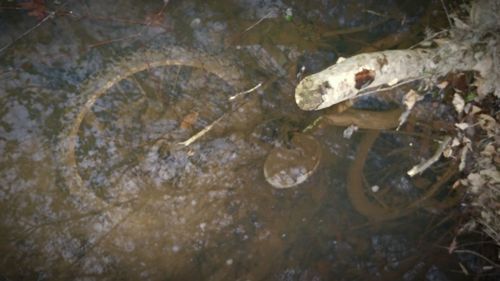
top-left (407, 136), bottom-right (451, 177)
top-left (176, 81), bottom-right (264, 148)
top-left (88, 32), bottom-right (142, 49)
top-left (0, 0), bottom-right (74, 55)
top-left (363, 9), bottom-right (387, 17)
top-left (409, 30), bottom-right (448, 49)
top-left (175, 114), bottom-right (225, 148)
top-left (244, 11), bottom-right (273, 32)
top-left (357, 76), bottom-right (427, 98)
top-left (439, 0), bottom-right (453, 28)
top-left (0, 11), bottom-right (55, 54)
top-left (228, 82), bottom-right (262, 100)
top-left (478, 220), bottom-right (500, 245)
top-left (453, 249), bottom-right (500, 268)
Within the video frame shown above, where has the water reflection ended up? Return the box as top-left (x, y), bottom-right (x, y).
top-left (0, 0), bottom-right (464, 280)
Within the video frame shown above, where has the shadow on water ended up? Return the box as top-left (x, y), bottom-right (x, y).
top-left (0, 0), bottom-right (478, 280)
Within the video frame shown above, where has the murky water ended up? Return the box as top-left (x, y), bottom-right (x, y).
top-left (0, 0), bottom-right (470, 280)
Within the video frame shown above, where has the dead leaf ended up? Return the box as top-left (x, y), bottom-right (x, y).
top-left (477, 114), bottom-right (496, 135)
top-left (180, 112), bottom-right (199, 129)
top-left (452, 93), bottom-right (465, 114)
top-left (480, 143), bottom-right (495, 157)
top-left (455, 122), bottom-right (469, 130)
top-left (403, 89), bottom-right (422, 110)
top-left (480, 168), bottom-right (500, 184)
top-left (387, 78), bottom-right (398, 86)
top-left (470, 105), bottom-right (482, 115)
top-left (343, 125), bottom-right (358, 139)
top-left (397, 110), bottom-right (410, 130)
top-left (436, 81), bottom-right (449, 89)
top-left (467, 173), bottom-right (484, 192)
top-left (433, 38), bottom-right (449, 46)
top-left (443, 146), bottom-right (453, 158)
top-left (397, 90), bottom-right (423, 130)
top-left (436, 81), bottom-right (449, 90)
top-left (451, 14), bottom-right (470, 30)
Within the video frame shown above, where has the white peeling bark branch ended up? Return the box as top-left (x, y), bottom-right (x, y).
top-left (295, 0), bottom-right (499, 111)
top-left (295, 40), bottom-right (490, 110)
top-left (295, 49), bottom-right (434, 110)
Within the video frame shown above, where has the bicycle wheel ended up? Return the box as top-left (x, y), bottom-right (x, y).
top-left (347, 118), bottom-right (460, 221)
top-left (58, 46), bottom-right (248, 207)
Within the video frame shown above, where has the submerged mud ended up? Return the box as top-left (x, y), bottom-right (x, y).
top-left (0, 0), bottom-right (468, 280)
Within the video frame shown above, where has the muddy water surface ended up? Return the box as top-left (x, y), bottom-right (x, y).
top-left (0, 1), bottom-right (467, 280)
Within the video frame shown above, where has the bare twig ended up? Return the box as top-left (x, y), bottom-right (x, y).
top-left (363, 9), bottom-right (387, 18)
top-left (478, 219), bottom-right (500, 245)
top-left (244, 11), bottom-right (274, 32)
top-left (453, 249), bottom-right (500, 268)
top-left (407, 136), bottom-right (452, 177)
top-left (0, 11), bottom-right (55, 54)
top-left (176, 81), bottom-right (265, 148)
top-left (87, 32), bottom-right (142, 49)
top-left (174, 81), bottom-right (265, 148)
top-left (440, 0), bottom-right (453, 28)
top-left (356, 76), bottom-right (428, 99)
top-left (409, 30), bottom-right (448, 49)
top-left (228, 82), bottom-right (262, 100)
top-left (0, 0), bottom-right (73, 55)
top-left (175, 114), bottom-right (225, 148)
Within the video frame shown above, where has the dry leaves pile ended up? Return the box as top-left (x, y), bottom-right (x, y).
top-left (450, 92), bottom-right (500, 244)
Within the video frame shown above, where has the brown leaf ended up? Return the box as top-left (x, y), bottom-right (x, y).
top-left (451, 72), bottom-right (469, 93)
top-left (180, 112), bottom-right (199, 129)
top-left (478, 114), bottom-right (496, 136)
top-left (19, 0), bottom-right (47, 21)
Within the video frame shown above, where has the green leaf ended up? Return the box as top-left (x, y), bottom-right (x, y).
top-left (465, 92), bottom-right (477, 102)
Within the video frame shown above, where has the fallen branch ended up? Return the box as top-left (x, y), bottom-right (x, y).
top-left (294, 0), bottom-right (499, 111)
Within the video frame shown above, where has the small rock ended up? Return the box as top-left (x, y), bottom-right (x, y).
top-left (190, 18), bottom-right (201, 29)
